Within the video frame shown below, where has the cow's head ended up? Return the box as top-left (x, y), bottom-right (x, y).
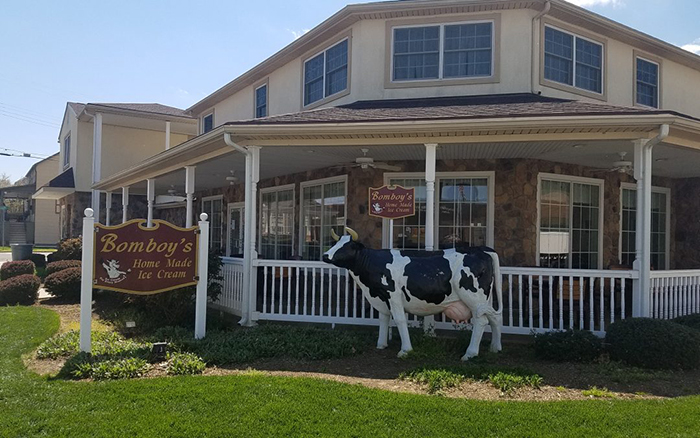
top-left (323, 227), bottom-right (362, 269)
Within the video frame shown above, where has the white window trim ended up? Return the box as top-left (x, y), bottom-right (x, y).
top-left (536, 173), bottom-right (605, 269)
top-left (543, 24), bottom-right (605, 96)
top-left (619, 183), bottom-right (671, 270)
top-left (200, 111), bottom-right (215, 134)
top-left (202, 195), bottom-right (224, 249)
top-left (302, 38), bottom-right (350, 108)
top-left (63, 133), bottom-right (71, 170)
top-left (259, 184), bottom-right (296, 259)
top-left (634, 56), bottom-right (661, 109)
top-left (226, 202), bottom-right (245, 257)
top-left (254, 83), bottom-right (268, 118)
top-left (381, 171), bottom-right (495, 249)
top-left (390, 19), bottom-right (496, 84)
top-left (299, 175), bottom-right (348, 260)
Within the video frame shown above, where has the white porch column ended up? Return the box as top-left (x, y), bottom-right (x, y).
top-left (146, 179), bottom-right (155, 227)
top-left (121, 187), bottom-right (129, 223)
top-left (240, 152), bottom-right (255, 326)
top-left (105, 192), bottom-right (112, 226)
top-left (165, 121), bottom-right (171, 150)
top-left (185, 166), bottom-right (196, 228)
top-left (633, 139), bottom-right (652, 317)
top-left (424, 143), bottom-right (438, 335)
top-left (249, 146), bottom-right (261, 255)
top-left (424, 143), bottom-right (438, 251)
top-left (91, 112), bottom-right (103, 222)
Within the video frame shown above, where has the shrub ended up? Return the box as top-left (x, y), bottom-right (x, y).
top-left (44, 267), bottom-right (82, 301)
top-left (71, 356), bottom-right (149, 380)
top-left (29, 253), bottom-right (47, 268)
top-left (54, 238), bottom-right (82, 261)
top-left (0, 260), bottom-right (36, 280)
top-left (533, 329), bottom-right (603, 363)
top-left (167, 352), bottom-right (206, 376)
top-left (673, 314), bottom-right (700, 332)
top-left (400, 365), bottom-right (543, 395)
top-left (606, 318), bottom-right (700, 370)
top-left (0, 274), bottom-right (41, 305)
top-left (37, 330), bottom-right (150, 360)
top-left (46, 260), bottom-right (81, 276)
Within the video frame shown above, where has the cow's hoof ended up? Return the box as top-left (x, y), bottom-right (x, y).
top-left (461, 351), bottom-right (479, 362)
top-left (376, 343), bottom-right (388, 350)
top-left (490, 343), bottom-right (502, 353)
top-left (397, 350), bottom-right (412, 358)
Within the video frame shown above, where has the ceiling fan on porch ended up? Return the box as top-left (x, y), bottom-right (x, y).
top-left (593, 152), bottom-right (634, 176)
top-left (331, 148), bottom-right (402, 172)
top-left (226, 171), bottom-right (239, 185)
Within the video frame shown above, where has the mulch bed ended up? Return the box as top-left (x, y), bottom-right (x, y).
top-left (27, 300), bottom-right (700, 401)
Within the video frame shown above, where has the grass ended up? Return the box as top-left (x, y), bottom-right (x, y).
top-left (582, 387), bottom-right (618, 399)
top-left (400, 366), bottom-right (543, 394)
top-left (3, 307), bottom-right (700, 436)
top-left (0, 247), bottom-right (56, 253)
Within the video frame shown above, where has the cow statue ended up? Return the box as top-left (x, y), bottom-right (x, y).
top-left (323, 227), bottom-right (503, 361)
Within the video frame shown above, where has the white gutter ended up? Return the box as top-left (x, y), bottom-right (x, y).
top-left (224, 133), bottom-right (255, 328)
top-left (531, 0), bottom-right (551, 95)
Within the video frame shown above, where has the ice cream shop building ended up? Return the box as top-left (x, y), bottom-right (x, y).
top-left (44, 0), bottom-right (700, 334)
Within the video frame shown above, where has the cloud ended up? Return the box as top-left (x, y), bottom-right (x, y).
top-left (287, 28), bottom-right (310, 40)
top-left (682, 39), bottom-right (700, 55)
top-left (565, 0), bottom-right (625, 7)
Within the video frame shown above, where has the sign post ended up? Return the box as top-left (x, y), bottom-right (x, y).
top-left (80, 211), bottom-right (204, 353)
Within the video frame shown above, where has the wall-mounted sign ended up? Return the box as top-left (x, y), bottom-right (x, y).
top-left (368, 185), bottom-right (416, 220)
top-left (93, 219), bottom-right (199, 295)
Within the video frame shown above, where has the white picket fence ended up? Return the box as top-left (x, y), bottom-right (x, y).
top-left (215, 258), bottom-right (643, 336)
top-left (650, 270), bottom-right (700, 319)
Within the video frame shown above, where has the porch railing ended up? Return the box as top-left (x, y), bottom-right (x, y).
top-left (213, 257), bottom-right (245, 316)
top-left (650, 270), bottom-right (700, 319)
top-left (243, 260), bottom-right (638, 336)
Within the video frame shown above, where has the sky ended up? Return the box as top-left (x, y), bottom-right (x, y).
top-left (0, 0), bottom-right (698, 183)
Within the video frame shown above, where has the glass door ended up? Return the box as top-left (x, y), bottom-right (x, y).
top-left (227, 203), bottom-right (244, 257)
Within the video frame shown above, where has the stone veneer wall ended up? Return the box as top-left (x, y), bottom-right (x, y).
top-left (177, 158), bottom-right (682, 268)
top-left (60, 192), bottom-right (148, 238)
top-left (672, 178), bottom-right (700, 269)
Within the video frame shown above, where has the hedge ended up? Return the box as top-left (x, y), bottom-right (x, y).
top-left (44, 267), bottom-right (82, 301)
top-left (46, 260), bottom-right (82, 276)
top-left (0, 260), bottom-right (36, 281)
top-left (606, 318), bottom-right (700, 370)
top-left (673, 314), bottom-right (700, 332)
top-left (0, 274), bottom-right (41, 305)
top-left (533, 329), bottom-right (603, 363)
top-left (54, 238), bottom-right (82, 261)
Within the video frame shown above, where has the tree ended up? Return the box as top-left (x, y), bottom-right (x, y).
top-left (0, 173), bottom-right (11, 188)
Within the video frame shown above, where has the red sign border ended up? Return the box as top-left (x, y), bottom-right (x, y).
top-left (92, 219), bottom-right (200, 295)
top-left (368, 185), bottom-right (416, 220)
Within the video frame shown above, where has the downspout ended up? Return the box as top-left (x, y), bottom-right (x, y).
top-left (224, 133), bottom-right (255, 327)
top-left (634, 124), bottom-right (669, 317)
top-left (531, 0), bottom-right (551, 95)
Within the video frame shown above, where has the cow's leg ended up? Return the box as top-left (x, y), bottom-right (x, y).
top-left (388, 300), bottom-right (412, 358)
top-left (485, 310), bottom-right (502, 353)
top-left (462, 314), bottom-right (488, 361)
top-left (377, 312), bottom-right (390, 350)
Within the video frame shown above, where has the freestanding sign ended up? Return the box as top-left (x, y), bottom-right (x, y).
top-left (93, 220), bottom-right (199, 294)
top-left (79, 209), bottom-right (210, 353)
top-left (368, 185), bottom-right (416, 250)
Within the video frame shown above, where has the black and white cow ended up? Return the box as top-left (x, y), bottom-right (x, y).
top-left (323, 227), bottom-right (502, 360)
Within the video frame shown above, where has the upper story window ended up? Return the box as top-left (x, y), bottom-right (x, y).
top-left (636, 57), bottom-right (659, 108)
top-left (544, 26), bottom-right (603, 94)
top-left (303, 39), bottom-right (349, 107)
top-left (392, 21), bottom-right (493, 82)
top-left (255, 84), bottom-right (268, 118)
top-left (201, 112), bottom-right (214, 134)
top-left (63, 134), bottom-right (71, 169)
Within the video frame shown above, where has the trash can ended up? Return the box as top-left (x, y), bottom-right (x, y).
top-left (10, 244), bottom-right (34, 261)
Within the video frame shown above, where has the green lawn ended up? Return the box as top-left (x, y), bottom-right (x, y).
top-left (2, 307), bottom-right (700, 437)
top-left (0, 246), bottom-right (56, 253)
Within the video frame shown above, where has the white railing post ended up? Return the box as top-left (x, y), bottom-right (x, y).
top-left (146, 178), bottom-right (155, 228)
top-left (79, 208), bottom-right (95, 353)
top-left (105, 191), bottom-right (112, 226)
top-left (121, 186), bottom-right (129, 223)
top-left (195, 213), bottom-right (209, 339)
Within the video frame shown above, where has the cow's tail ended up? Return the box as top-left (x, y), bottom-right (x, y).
top-left (486, 251), bottom-right (503, 315)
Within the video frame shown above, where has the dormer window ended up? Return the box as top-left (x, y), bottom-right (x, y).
top-left (392, 21), bottom-right (494, 82)
top-left (201, 112), bottom-right (214, 133)
top-left (544, 25), bottom-right (603, 94)
top-left (63, 134), bottom-right (71, 169)
top-left (636, 57), bottom-right (659, 108)
top-left (303, 39), bottom-right (349, 107)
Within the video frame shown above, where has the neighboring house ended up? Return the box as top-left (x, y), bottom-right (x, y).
top-left (35, 102), bottom-right (197, 238)
top-left (1, 154), bottom-right (61, 246)
top-left (84, 0), bottom-right (700, 333)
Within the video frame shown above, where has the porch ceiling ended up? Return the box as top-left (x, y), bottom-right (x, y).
top-left (126, 139), bottom-right (700, 196)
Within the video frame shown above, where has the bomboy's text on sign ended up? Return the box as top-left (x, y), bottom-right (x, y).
top-left (93, 220), bottom-right (199, 295)
top-left (368, 185), bottom-right (416, 220)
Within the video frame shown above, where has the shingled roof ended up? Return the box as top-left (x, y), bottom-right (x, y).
top-left (225, 93), bottom-right (698, 126)
top-left (88, 103), bottom-right (192, 118)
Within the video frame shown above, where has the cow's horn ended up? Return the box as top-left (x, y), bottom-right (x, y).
top-left (331, 229), bottom-right (340, 242)
top-left (345, 227), bottom-right (359, 241)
